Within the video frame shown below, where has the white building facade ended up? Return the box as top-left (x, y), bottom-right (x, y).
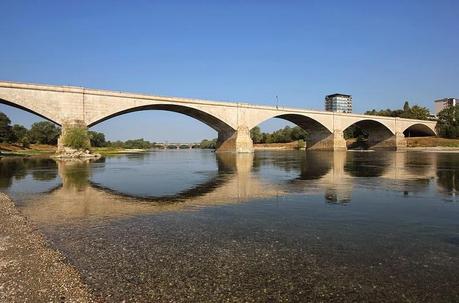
top-left (325, 93), bottom-right (352, 113)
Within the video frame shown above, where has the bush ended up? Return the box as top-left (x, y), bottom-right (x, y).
top-left (28, 121), bottom-right (60, 144)
top-left (437, 105), bottom-right (459, 138)
top-left (63, 126), bottom-right (91, 150)
top-left (297, 139), bottom-right (305, 149)
top-left (89, 131), bottom-right (107, 147)
top-left (20, 136), bottom-right (30, 148)
top-left (200, 139), bottom-right (217, 149)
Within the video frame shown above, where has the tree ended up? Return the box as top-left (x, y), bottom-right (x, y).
top-left (366, 101), bottom-right (430, 120)
top-left (88, 131), bottom-right (107, 147)
top-left (20, 136), bottom-right (30, 148)
top-left (28, 121), bottom-right (60, 144)
top-left (249, 125), bottom-right (308, 144)
top-left (63, 126), bottom-right (91, 149)
top-left (11, 124), bottom-right (28, 142)
top-left (403, 101), bottom-right (411, 112)
top-left (0, 112), bottom-right (12, 142)
top-left (402, 105), bottom-right (430, 120)
top-left (437, 105), bottom-right (459, 138)
top-left (290, 126), bottom-right (308, 141)
top-left (123, 138), bottom-right (151, 149)
top-left (200, 139), bottom-right (217, 149)
top-left (250, 126), bottom-right (263, 143)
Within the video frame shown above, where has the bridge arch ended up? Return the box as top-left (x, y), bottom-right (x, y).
top-left (88, 104), bottom-right (235, 135)
top-left (341, 118), bottom-right (395, 136)
top-left (342, 119), bottom-right (395, 149)
top-left (403, 123), bottom-right (436, 137)
top-left (247, 112), bottom-right (336, 150)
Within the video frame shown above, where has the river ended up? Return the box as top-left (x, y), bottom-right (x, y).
top-left (1, 150), bottom-right (458, 302)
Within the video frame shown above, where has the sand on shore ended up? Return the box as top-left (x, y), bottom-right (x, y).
top-left (0, 193), bottom-right (94, 303)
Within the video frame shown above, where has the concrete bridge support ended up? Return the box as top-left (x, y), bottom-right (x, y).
top-left (216, 127), bottom-right (253, 153)
top-left (368, 132), bottom-right (407, 150)
top-left (306, 130), bottom-right (347, 151)
top-left (57, 120), bottom-right (90, 153)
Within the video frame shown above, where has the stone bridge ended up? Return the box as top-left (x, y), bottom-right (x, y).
top-left (155, 143), bottom-right (199, 149)
top-left (0, 81), bottom-right (437, 152)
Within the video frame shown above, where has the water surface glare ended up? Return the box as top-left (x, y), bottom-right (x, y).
top-left (1, 150), bottom-right (458, 302)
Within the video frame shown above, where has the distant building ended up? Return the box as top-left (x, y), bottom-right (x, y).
top-left (434, 98), bottom-right (457, 115)
top-left (325, 93), bottom-right (352, 113)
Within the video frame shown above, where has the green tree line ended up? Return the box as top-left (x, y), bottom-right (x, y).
top-left (250, 125), bottom-right (308, 143)
top-left (0, 112), bottom-right (60, 147)
top-left (436, 105), bottom-right (459, 138)
top-left (365, 101), bottom-right (431, 120)
top-left (198, 125), bottom-right (308, 149)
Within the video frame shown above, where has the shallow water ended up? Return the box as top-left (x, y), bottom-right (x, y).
top-left (1, 150), bottom-right (458, 302)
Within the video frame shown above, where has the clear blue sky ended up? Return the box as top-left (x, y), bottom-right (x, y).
top-left (0, 0), bottom-right (458, 142)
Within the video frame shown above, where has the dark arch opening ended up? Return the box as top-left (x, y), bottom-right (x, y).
top-left (343, 119), bottom-right (393, 150)
top-left (274, 114), bottom-right (331, 134)
top-left (251, 114), bottom-right (332, 149)
top-left (403, 123), bottom-right (436, 137)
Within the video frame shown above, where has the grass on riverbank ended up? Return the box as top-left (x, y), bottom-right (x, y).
top-left (0, 143), bottom-right (56, 157)
top-left (406, 136), bottom-right (459, 147)
top-left (91, 147), bottom-right (150, 155)
top-left (0, 144), bottom-right (151, 157)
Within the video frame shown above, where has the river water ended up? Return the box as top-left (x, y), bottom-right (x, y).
top-left (1, 150), bottom-right (458, 302)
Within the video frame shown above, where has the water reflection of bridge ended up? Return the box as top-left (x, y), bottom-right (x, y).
top-left (5, 151), bottom-right (455, 224)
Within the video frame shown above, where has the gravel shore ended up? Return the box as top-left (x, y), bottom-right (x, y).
top-left (0, 193), bottom-right (94, 303)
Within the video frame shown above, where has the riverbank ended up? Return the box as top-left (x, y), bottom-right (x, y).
top-left (0, 193), bottom-right (94, 303)
top-left (0, 143), bottom-right (56, 156)
top-left (405, 136), bottom-right (459, 147)
top-left (0, 144), bottom-right (150, 157)
top-left (254, 137), bottom-right (459, 151)
top-left (92, 147), bottom-right (150, 155)
top-left (254, 141), bottom-right (300, 150)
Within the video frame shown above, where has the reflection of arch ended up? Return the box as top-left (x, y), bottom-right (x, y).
top-left (436, 153), bottom-right (459, 195)
top-left (297, 151), bottom-right (332, 180)
top-left (403, 123), bottom-right (436, 137)
top-left (344, 152), bottom-right (389, 177)
top-left (254, 151), bottom-right (332, 181)
top-left (55, 153), bottom-right (247, 202)
top-left (90, 175), bottom-right (230, 202)
top-left (0, 98), bottom-right (60, 125)
top-left (88, 104), bottom-right (234, 134)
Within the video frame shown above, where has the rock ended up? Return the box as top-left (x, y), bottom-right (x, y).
top-left (52, 147), bottom-right (101, 160)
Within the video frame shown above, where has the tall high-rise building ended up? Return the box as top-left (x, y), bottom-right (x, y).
top-left (325, 93), bottom-right (352, 113)
top-left (434, 98), bottom-right (457, 115)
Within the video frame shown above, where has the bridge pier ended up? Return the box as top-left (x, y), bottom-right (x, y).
top-left (306, 130), bottom-right (347, 151)
top-left (216, 127), bottom-right (253, 153)
top-left (368, 131), bottom-right (407, 150)
top-left (57, 120), bottom-right (90, 153)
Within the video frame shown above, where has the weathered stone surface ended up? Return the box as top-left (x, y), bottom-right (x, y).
top-left (0, 81), bottom-right (437, 152)
top-left (216, 127), bottom-right (253, 153)
top-left (53, 146), bottom-right (101, 159)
